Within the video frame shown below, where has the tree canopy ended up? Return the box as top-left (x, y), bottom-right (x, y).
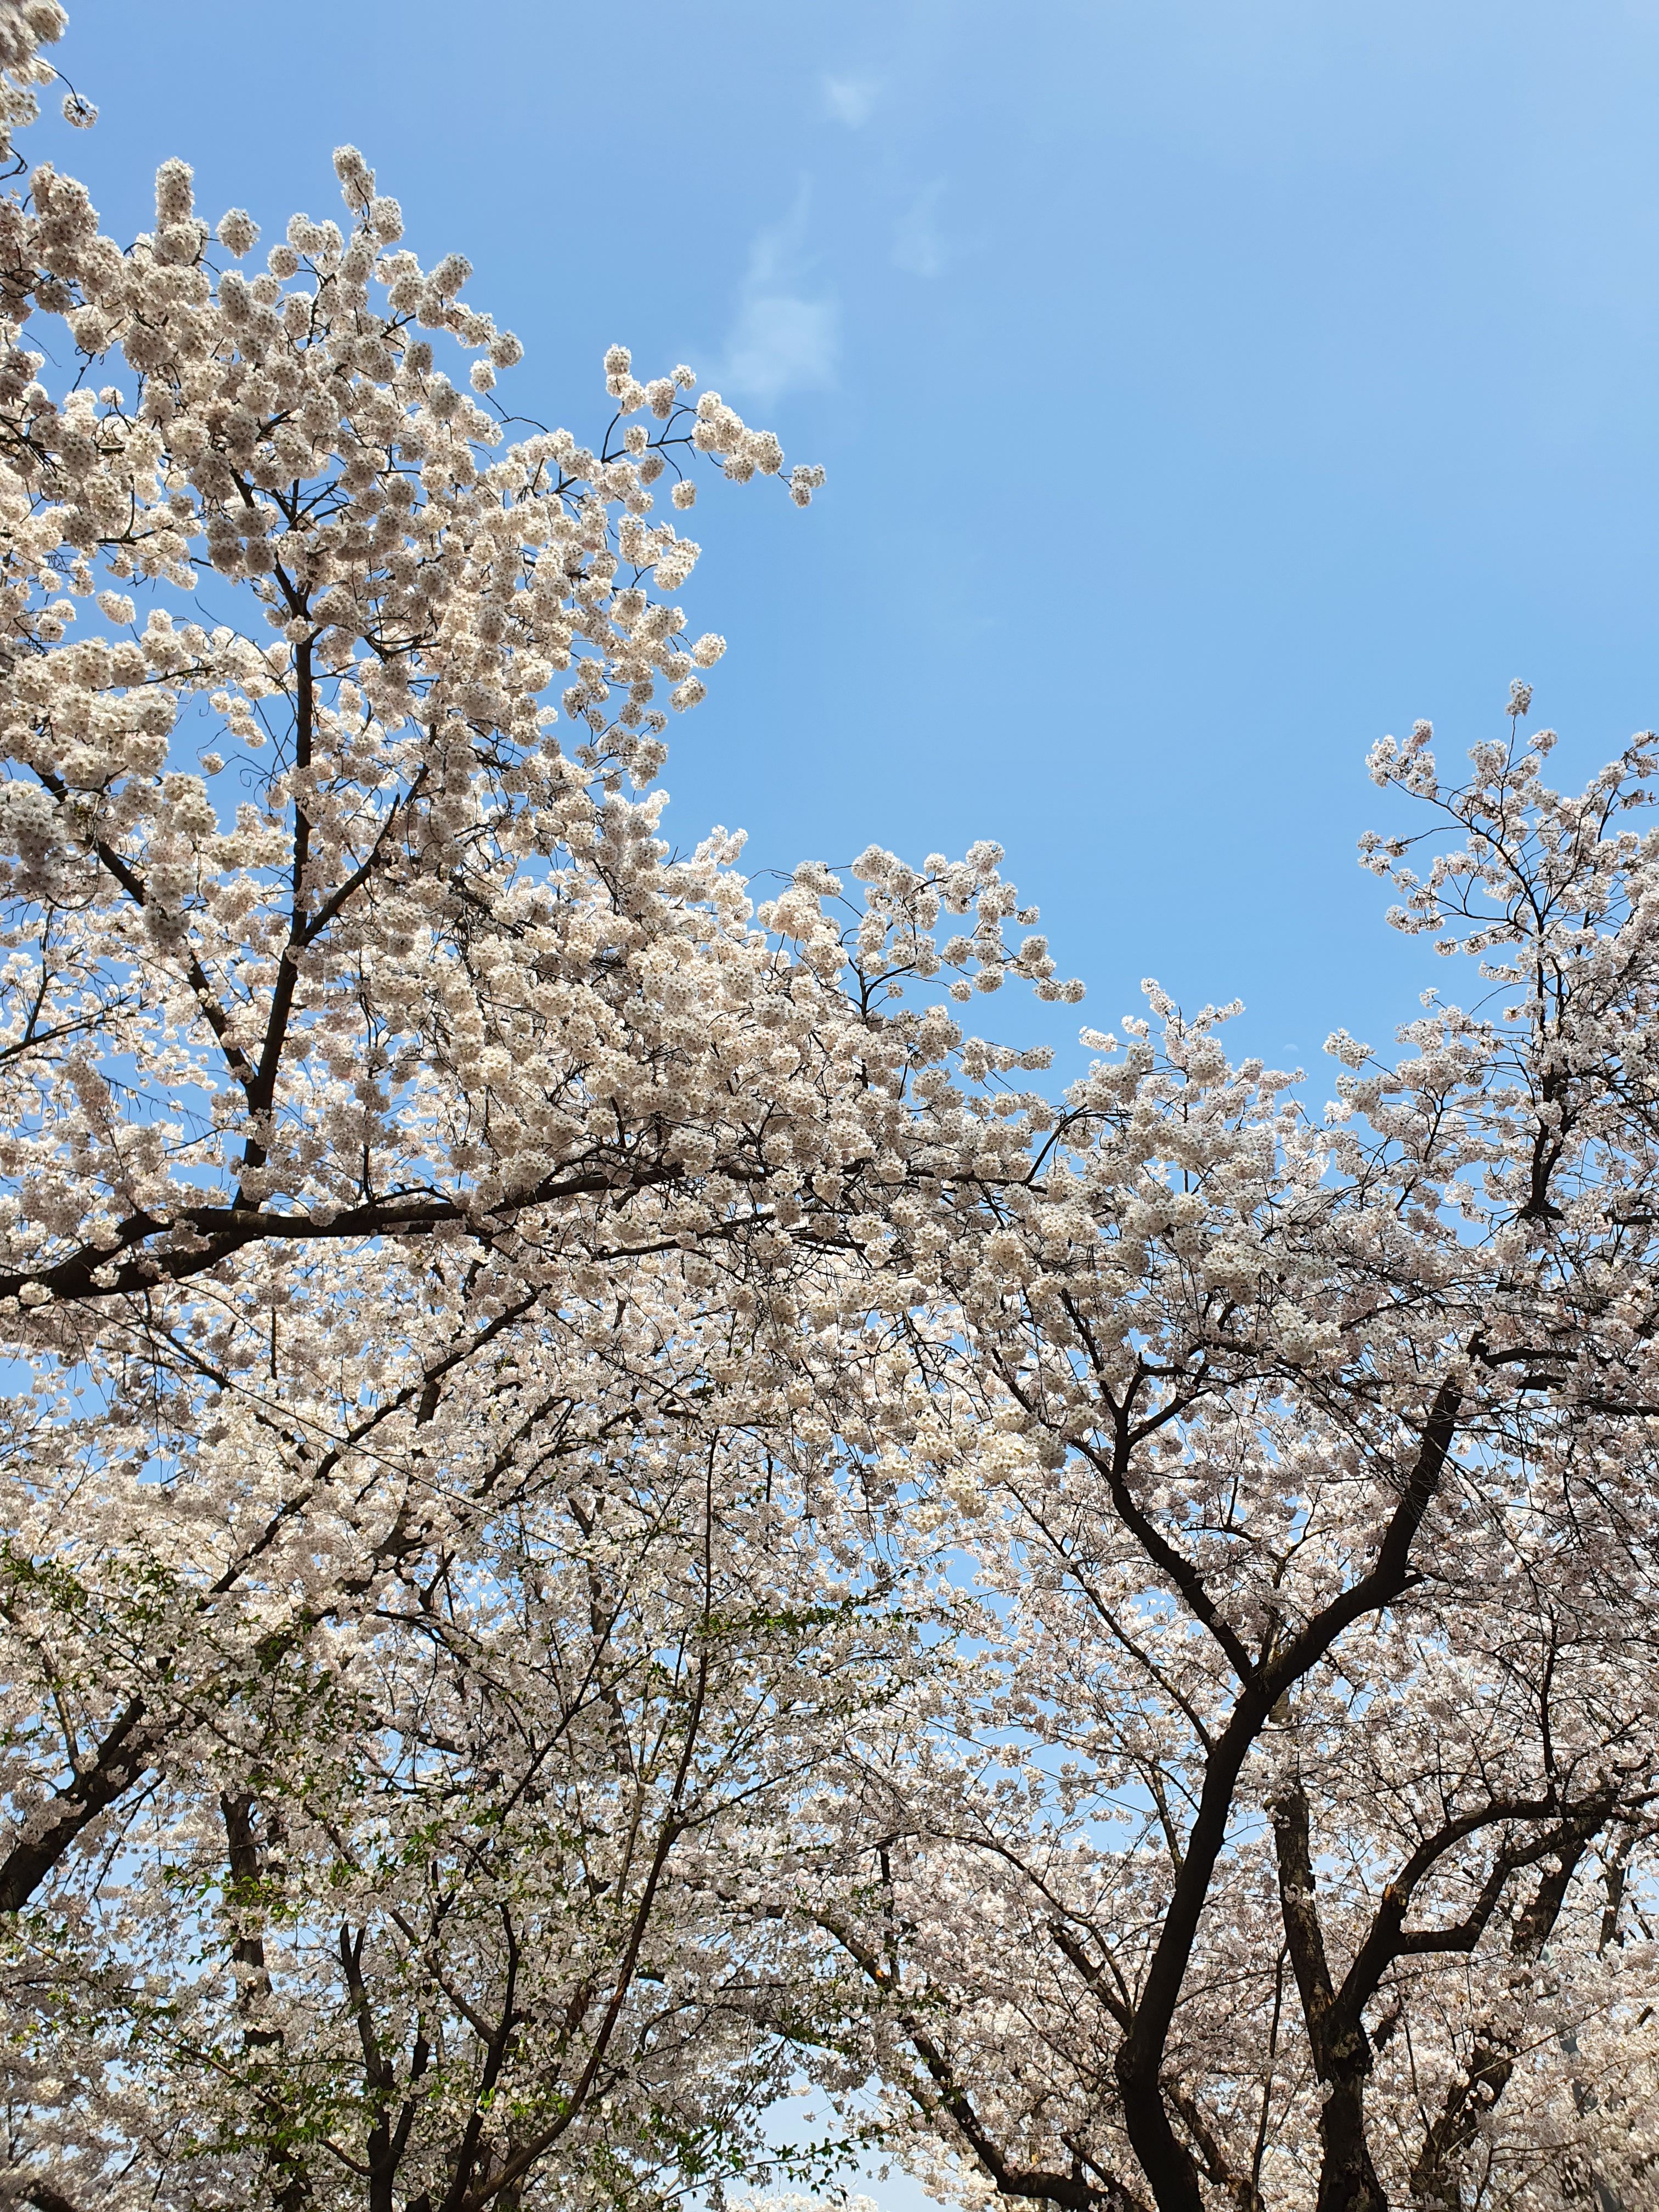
top-left (0, 7), bottom-right (1656, 2211)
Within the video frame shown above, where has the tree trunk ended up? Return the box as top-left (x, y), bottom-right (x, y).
top-left (1113, 2050), bottom-right (1205, 2212)
top-left (1317, 2051), bottom-right (1389, 2212)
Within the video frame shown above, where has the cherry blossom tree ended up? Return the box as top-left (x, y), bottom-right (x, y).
top-left (5, 5), bottom-right (1659, 2212)
top-left (800, 697), bottom-right (1659, 2211)
top-left (0, 4), bottom-right (1068, 2208)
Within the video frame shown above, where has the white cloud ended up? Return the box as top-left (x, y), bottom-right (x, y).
top-left (893, 180), bottom-right (948, 278)
top-left (718, 193), bottom-right (837, 407)
top-left (822, 73), bottom-right (879, 127)
top-left (724, 295), bottom-right (838, 407)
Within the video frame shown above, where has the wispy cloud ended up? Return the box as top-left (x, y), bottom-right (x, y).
top-left (822, 73), bottom-right (880, 127)
top-left (724, 296), bottom-right (837, 407)
top-left (718, 191), bottom-right (837, 408)
top-left (893, 179), bottom-right (949, 278)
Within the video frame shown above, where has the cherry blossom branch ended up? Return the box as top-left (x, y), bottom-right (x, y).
top-left (0, 1693), bottom-right (155, 1912)
top-left (1109, 1372), bottom-right (1464, 2212)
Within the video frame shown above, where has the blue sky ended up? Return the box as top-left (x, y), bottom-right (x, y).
top-left (38, 0), bottom-right (1659, 1085)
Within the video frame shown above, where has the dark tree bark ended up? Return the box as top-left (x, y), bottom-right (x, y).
top-left (0, 1697), bottom-right (155, 1912)
top-left (1270, 1781), bottom-right (1387, 2212)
